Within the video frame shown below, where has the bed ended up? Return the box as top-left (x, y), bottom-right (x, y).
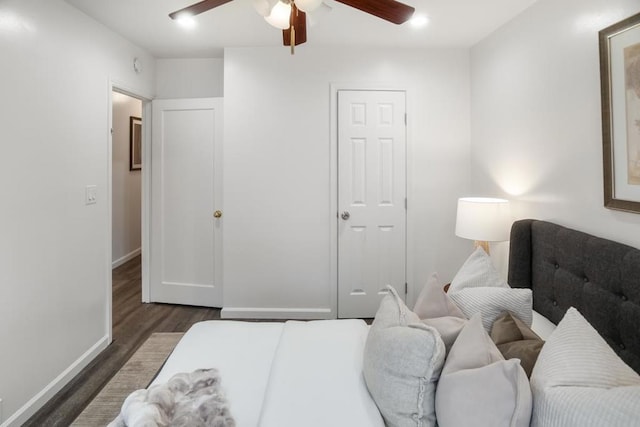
top-left (508, 219), bottom-right (640, 373)
top-left (112, 219), bottom-right (640, 427)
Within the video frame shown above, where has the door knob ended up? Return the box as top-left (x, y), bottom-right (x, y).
top-left (213, 210), bottom-right (222, 218)
top-left (341, 211), bottom-right (350, 220)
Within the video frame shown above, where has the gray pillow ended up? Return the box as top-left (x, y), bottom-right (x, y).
top-left (414, 273), bottom-right (465, 319)
top-left (363, 286), bottom-right (445, 427)
top-left (413, 273), bottom-right (467, 354)
top-left (421, 317), bottom-right (467, 354)
top-left (435, 314), bottom-right (532, 427)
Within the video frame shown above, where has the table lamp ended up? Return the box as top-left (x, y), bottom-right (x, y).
top-left (455, 197), bottom-right (511, 254)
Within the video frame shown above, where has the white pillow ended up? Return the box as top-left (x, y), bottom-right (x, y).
top-left (449, 287), bottom-right (533, 332)
top-left (435, 313), bottom-right (532, 427)
top-left (413, 273), bottom-right (467, 353)
top-left (449, 247), bottom-right (508, 292)
top-left (363, 286), bottom-right (445, 427)
top-left (530, 307), bottom-right (640, 427)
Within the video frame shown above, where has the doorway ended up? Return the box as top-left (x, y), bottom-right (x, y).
top-left (109, 88), bottom-right (149, 340)
top-left (336, 89), bottom-right (408, 318)
top-left (111, 91), bottom-right (142, 270)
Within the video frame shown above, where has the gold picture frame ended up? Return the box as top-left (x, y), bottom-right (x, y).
top-left (600, 12), bottom-right (640, 213)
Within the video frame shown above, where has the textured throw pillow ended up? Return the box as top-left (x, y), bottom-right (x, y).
top-left (449, 247), bottom-right (508, 292)
top-left (363, 285), bottom-right (446, 427)
top-left (413, 273), bottom-right (467, 353)
top-left (447, 248), bottom-right (532, 331)
top-left (530, 307), bottom-right (640, 427)
top-left (435, 314), bottom-right (532, 427)
top-left (449, 287), bottom-right (532, 332)
top-left (491, 312), bottom-right (544, 377)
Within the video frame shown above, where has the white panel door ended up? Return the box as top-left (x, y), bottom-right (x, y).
top-left (338, 90), bottom-right (407, 318)
top-left (150, 98), bottom-right (223, 307)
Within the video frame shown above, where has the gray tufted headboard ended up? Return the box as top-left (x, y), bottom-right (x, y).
top-left (508, 219), bottom-right (640, 374)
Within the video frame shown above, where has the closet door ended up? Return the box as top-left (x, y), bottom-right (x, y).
top-left (149, 98), bottom-right (223, 307)
top-left (337, 90), bottom-right (407, 318)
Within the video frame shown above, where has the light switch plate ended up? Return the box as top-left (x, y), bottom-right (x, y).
top-left (85, 185), bottom-right (97, 205)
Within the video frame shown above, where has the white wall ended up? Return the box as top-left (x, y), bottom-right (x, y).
top-left (470, 0), bottom-right (640, 274)
top-left (0, 0), bottom-right (155, 424)
top-left (155, 58), bottom-right (224, 98)
top-left (112, 92), bottom-right (142, 267)
top-left (223, 47), bottom-right (471, 317)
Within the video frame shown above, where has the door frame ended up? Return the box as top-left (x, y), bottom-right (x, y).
top-left (107, 80), bottom-right (153, 343)
top-left (330, 84), bottom-right (414, 317)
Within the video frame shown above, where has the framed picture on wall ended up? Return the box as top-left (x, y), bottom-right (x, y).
top-left (600, 12), bottom-right (640, 213)
top-left (130, 116), bottom-right (142, 171)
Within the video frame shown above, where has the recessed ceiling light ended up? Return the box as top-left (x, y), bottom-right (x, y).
top-left (176, 15), bottom-right (196, 29)
top-left (409, 14), bottom-right (429, 28)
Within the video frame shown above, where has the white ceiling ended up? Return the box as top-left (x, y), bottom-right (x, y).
top-left (66, 0), bottom-right (539, 58)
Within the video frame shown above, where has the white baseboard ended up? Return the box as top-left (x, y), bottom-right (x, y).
top-left (1, 335), bottom-right (110, 427)
top-left (221, 307), bottom-right (334, 320)
top-left (112, 247), bottom-right (141, 269)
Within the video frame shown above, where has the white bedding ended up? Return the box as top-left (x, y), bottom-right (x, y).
top-left (531, 310), bottom-right (556, 340)
top-left (150, 321), bottom-right (284, 427)
top-left (150, 312), bottom-right (556, 426)
top-left (152, 319), bottom-right (383, 427)
top-left (259, 320), bottom-right (384, 427)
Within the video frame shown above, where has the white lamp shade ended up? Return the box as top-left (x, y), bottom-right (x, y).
top-left (265, 1), bottom-right (292, 29)
top-left (455, 197), bottom-right (511, 242)
top-left (295, 0), bottom-right (323, 12)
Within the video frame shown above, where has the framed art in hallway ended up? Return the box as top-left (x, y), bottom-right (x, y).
top-left (600, 12), bottom-right (640, 213)
top-left (130, 116), bottom-right (142, 171)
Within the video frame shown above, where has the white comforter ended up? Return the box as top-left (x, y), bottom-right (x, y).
top-left (150, 319), bottom-right (384, 427)
top-left (151, 314), bottom-right (555, 426)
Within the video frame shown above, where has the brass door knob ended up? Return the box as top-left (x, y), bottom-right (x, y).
top-left (213, 210), bottom-right (222, 218)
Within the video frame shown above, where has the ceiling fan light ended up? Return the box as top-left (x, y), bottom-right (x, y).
top-left (176, 15), bottom-right (197, 29)
top-left (253, 0), bottom-right (279, 17)
top-left (265, 1), bottom-right (292, 30)
top-left (294, 0), bottom-right (322, 13)
top-left (409, 14), bottom-right (429, 28)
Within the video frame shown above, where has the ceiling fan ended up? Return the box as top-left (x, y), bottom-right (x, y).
top-left (169, 0), bottom-right (416, 54)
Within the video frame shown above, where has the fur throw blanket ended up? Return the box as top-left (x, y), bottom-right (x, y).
top-left (108, 368), bottom-right (235, 427)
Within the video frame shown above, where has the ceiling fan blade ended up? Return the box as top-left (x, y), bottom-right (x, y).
top-left (335, 0), bottom-right (414, 24)
top-left (169, 0), bottom-right (234, 19)
top-left (283, 5), bottom-right (307, 46)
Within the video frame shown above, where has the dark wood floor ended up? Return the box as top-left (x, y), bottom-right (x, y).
top-left (24, 256), bottom-right (221, 426)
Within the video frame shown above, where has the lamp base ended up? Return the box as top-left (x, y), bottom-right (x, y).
top-left (474, 240), bottom-right (490, 255)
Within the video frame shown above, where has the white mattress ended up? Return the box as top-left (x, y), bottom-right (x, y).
top-left (152, 319), bottom-right (383, 427)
